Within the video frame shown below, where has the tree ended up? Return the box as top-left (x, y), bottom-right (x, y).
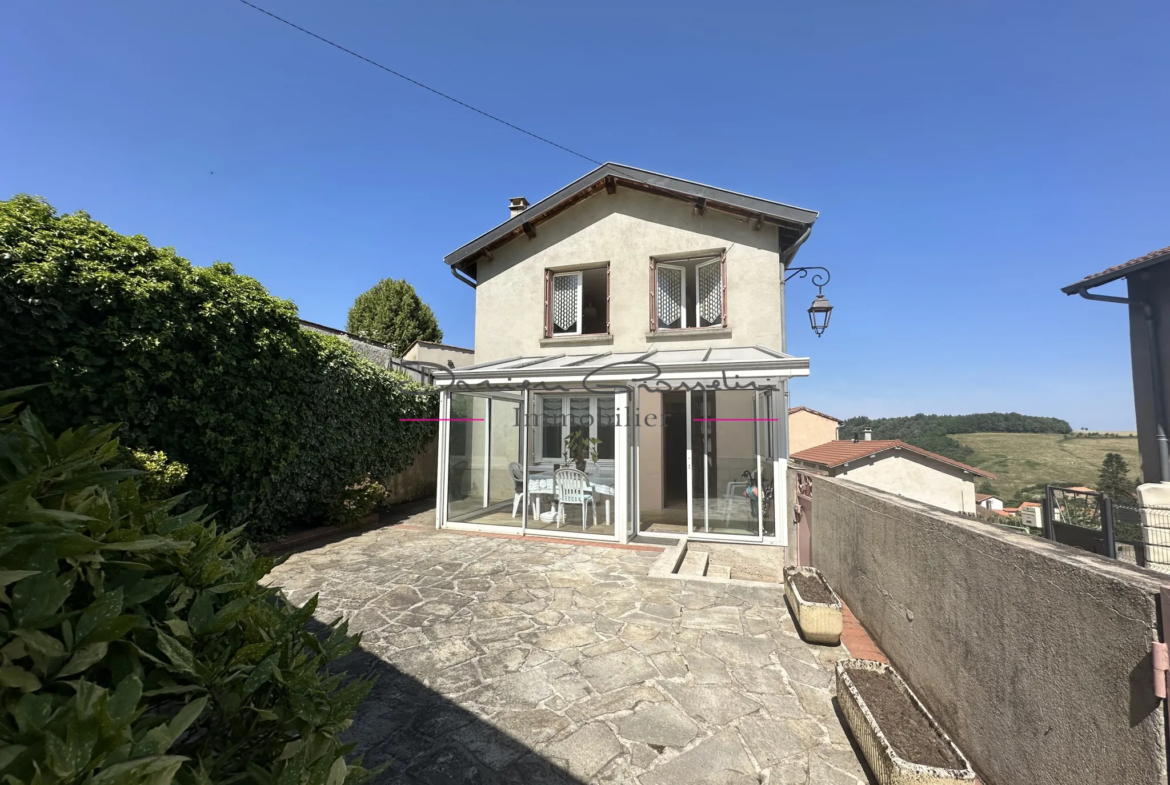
top-left (347, 277), bottom-right (442, 351)
top-left (1098, 452), bottom-right (1137, 505)
top-left (977, 480), bottom-right (996, 495)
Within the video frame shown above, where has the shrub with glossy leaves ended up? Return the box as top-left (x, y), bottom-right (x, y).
top-left (0, 393), bottom-right (376, 784)
top-left (0, 195), bottom-right (436, 538)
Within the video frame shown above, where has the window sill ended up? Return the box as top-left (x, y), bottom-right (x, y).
top-left (645, 326), bottom-right (732, 341)
top-left (539, 333), bottom-right (614, 348)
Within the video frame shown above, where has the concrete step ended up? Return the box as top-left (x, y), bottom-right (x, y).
top-left (677, 549), bottom-right (709, 577)
top-left (707, 564), bottom-right (732, 580)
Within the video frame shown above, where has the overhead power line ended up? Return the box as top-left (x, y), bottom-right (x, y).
top-left (234, 0), bottom-right (603, 165)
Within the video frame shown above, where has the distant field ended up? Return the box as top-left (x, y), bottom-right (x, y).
top-left (952, 432), bottom-right (1142, 502)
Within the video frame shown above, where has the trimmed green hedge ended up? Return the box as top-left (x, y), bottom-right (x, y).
top-left (0, 195), bottom-right (436, 539)
top-left (0, 393), bottom-right (377, 784)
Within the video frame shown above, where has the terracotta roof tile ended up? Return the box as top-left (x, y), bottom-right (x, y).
top-left (1019, 502), bottom-right (1041, 508)
top-left (976, 493), bottom-right (1000, 502)
top-left (787, 406), bottom-right (841, 422)
top-left (1063, 244), bottom-right (1170, 292)
top-left (790, 440), bottom-right (995, 478)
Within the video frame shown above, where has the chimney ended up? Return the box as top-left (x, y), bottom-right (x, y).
top-left (863, 428), bottom-right (872, 441)
top-left (509, 197), bottom-right (530, 219)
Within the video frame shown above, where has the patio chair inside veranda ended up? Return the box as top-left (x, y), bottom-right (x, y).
top-left (509, 462), bottom-right (526, 518)
top-left (554, 468), bottom-right (596, 531)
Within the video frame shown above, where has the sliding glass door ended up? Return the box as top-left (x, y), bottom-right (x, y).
top-left (444, 392), bottom-right (522, 527)
top-left (686, 388), bottom-right (776, 541)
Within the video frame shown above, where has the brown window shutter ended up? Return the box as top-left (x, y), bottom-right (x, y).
top-left (721, 252), bottom-right (728, 328)
top-left (544, 269), bottom-right (553, 338)
top-left (605, 263), bottom-right (611, 335)
top-left (649, 258), bottom-right (657, 332)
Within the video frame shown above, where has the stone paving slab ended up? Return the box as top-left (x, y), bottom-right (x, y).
top-left (267, 509), bottom-right (873, 784)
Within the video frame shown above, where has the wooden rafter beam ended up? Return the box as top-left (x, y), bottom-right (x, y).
top-left (522, 221), bottom-right (537, 240)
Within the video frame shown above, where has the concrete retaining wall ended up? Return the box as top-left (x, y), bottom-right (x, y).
top-left (793, 469), bottom-right (1167, 785)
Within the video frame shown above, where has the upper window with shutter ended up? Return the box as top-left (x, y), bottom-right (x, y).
top-left (650, 251), bottom-right (726, 331)
top-left (544, 265), bottom-right (609, 338)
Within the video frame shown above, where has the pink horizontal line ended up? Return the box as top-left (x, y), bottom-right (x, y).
top-left (693, 418), bottom-right (779, 422)
top-left (400, 418), bottom-right (484, 421)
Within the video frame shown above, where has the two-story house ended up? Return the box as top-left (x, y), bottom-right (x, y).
top-left (432, 164), bottom-right (818, 547)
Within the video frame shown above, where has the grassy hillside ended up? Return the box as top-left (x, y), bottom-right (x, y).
top-left (952, 433), bottom-right (1142, 503)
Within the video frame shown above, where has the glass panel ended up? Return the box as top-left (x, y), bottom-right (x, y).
top-left (710, 390), bottom-right (760, 536)
top-left (525, 392), bottom-right (616, 538)
top-left (696, 259), bottom-right (722, 327)
top-left (541, 396), bottom-right (562, 460)
top-left (552, 273), bottom-right (579, 334)
top-left (568, 397), bottom-right (591, 463)
top-left (445, 394), bottom-right (521, 527)
top-left (759, 391), bottom-right (776, 538)
top-left (690, 391), bottom-right (708, 532)
top-left (656, 265), bottom-right (684, 329)
top-left (597, 396), bottom-right (616, 460)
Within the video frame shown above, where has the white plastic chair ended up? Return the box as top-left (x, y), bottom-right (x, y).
top-left (509, 462), bottom-right (526, 518)
top-left (554, 468), bottom-right (596, 531)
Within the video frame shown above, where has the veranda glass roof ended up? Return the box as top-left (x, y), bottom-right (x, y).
top-left (434, 346), bottom-right (809, 388)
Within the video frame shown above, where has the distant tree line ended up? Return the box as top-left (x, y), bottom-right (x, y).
top-left (837, 412), bottom-right (1072, 464)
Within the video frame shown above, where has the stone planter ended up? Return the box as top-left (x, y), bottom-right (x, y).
top-left (784, 566), bottom-right (842, 645)
top-left (836, 659), bottom-right (976, 785)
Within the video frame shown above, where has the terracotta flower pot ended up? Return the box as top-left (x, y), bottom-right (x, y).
top-left (835, 659), bottom-right (976, 785)
top-left (784, 566), bottom-right (843, 645)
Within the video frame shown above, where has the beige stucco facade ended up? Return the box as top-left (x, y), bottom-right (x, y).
top-left (471, 187), bottom-right (787, 363)
top-left (402, 340), bottom-right (475, 370)
top-left (788, 408), bottom-right (840, 453)
top-left (806, 452), bottom-right (978, 514)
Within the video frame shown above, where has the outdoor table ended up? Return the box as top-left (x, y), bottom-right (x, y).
top-left (527, 471), bottom-right (615, 524)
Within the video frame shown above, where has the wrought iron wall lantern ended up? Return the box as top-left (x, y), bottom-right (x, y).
top-left (784, 266), bottom-right (833, 337)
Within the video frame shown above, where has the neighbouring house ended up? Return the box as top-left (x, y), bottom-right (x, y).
top-left (976, 492), bottom-right (1004, 510)
top-left (1063, 245), bottom-right (1170, 489)
top-left (432, 163), bottom-right (821, 545)
top-left (789, 438), bottom-right (994, 515)
top-left (787, 406), bottom-right (840, 453)
top-left (401, 340), bottom-right (475, 375)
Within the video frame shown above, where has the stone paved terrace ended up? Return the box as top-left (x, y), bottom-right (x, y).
top-left (267, 509), bottom-right (873, 784)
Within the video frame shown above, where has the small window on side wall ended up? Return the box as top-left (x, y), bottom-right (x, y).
top-left (650, 252), bottom-right (725, 331)
top-left (544, 265), bottom-right (609, 337)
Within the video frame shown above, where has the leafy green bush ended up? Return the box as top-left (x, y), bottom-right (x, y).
top-left (117, 448), bottom-right (189, 500)
top-left (327, 477), bottom-right (388, 528)
top-left (0, 393), bottom-right (376, 784)
top-left (0, 195), bottom-right (436, 538)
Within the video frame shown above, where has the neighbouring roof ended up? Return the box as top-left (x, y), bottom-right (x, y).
top-left (1061, 244), bottom-right (1170, 294)
top-left (1019, 502), bottom-right (1042, 508)
top-left (444, 163), bottom-right (820, 277)
top-left (790, 440), bottom-right (995, 478)
top-left (1066, 485), bottom-right (1096, 493)
top-left (1002, 507), bottom-right (1020, 513)
top-left (787, 406), bottom-right (841, 422)
top-left (976, 493), bottom-right (1000, 502)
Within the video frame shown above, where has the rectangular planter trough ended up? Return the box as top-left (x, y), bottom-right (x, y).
top-left (784, 566), bottom-right (843, 645)
top-left (836, 659), bottom-right (976, 785)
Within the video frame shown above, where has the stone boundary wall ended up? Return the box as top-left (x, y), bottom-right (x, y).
top-left (789, 468), bottom-right (1167, 785)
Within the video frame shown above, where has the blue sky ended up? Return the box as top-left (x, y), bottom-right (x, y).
top-left (5, 1), bottom-right (1168, 429)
